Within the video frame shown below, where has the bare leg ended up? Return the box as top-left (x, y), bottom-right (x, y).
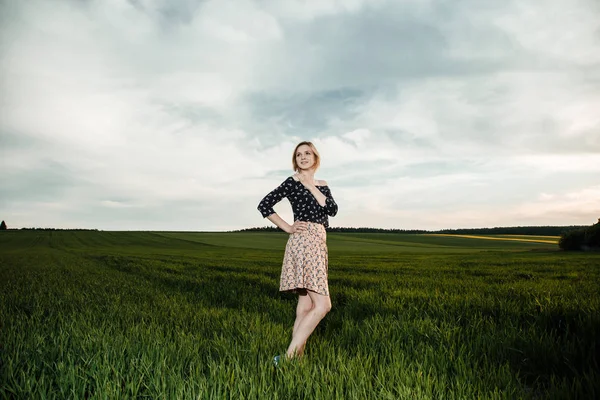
top-left (292, 290), bottom-right (314, 357)
top-left (286, 290), bottom-right (332, 358)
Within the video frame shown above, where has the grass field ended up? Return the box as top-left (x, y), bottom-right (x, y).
top-left (1, 230), bottom-right (599, 399)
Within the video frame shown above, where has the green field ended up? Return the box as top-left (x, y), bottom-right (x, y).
top-left (1, 230), bottom-right (599, 399)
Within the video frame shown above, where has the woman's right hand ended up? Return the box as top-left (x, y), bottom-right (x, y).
top-left (288, 220), bottom-right (308, 234)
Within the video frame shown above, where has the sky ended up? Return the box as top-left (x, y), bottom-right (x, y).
top-left (1, 0), bottom-right (599, 231)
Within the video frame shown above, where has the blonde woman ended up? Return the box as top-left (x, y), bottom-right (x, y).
top-left (257, 141), bottom-right (338, 365)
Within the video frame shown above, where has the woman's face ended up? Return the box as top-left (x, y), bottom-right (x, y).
top-left (296, 144), bottom-right (315, 171)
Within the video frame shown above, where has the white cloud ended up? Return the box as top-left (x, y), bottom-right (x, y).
top-left (494, 0), bottom-right (600, 66)
top-left (508, 153), bottom-right (600, 173)
top-left (1, 0), bottom-right (599, 230)
top-left (514, 185), bottom-right (600, 222)
top-left (262, 0), bottom-right (389, 21)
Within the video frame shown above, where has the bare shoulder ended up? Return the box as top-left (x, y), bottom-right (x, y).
top-left (317, 179), bottom-right (328, 186)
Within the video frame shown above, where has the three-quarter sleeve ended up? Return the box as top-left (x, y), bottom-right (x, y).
top-left (319, 186), bottom-right (338, 217)
top-left (257, 178), bottom-right (292, 218)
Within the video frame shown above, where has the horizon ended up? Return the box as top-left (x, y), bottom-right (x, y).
top-left (3, 222), bottom-right (592, 233)
top-left (1, 0), bottom-right (599, 231)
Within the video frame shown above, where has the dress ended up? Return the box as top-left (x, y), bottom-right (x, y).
top-left (257, 177), bottom-right (338, 296)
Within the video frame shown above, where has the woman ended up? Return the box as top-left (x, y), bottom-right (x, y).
top-left (257, 141), bottom-right (338, 364)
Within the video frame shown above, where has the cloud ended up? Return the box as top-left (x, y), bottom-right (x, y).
top-left (517, 185), bottom-right (600, 220)
top-left (1, 0), bottom-right (599, 230)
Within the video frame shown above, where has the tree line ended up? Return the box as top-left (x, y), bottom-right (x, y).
top-left (0, 225), bottom-right (99, 232)
top-left (237, 225), bottom-right (587, 236)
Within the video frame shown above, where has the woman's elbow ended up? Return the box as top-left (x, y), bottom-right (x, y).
top-left (257, 203), bottom-right (274, 218)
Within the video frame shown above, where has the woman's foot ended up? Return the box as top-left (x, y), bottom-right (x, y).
top-left (273, 353), bottom-right (302, 367)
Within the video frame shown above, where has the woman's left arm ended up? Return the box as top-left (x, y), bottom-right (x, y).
top-left (297, 176), bottom-right (338, 216)
top-left (305, 184), bottom-right (327, 206)
top-left (317, 185), bottom-right (338, 216)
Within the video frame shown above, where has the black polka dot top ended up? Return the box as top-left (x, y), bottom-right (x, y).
top-left (258, 177), bottom-right (338, 228)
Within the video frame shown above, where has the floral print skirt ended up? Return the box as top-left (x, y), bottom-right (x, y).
top-left (280, 222), bottom-right (329, 296)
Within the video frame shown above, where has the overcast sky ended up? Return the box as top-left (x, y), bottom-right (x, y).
top-left (1, 0), bottom-right (599, 231)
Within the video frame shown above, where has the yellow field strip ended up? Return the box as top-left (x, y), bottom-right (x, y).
top-left (427, 234), bottom-right (558, 244)
top-left (496, 235), bottom-right (560, 239)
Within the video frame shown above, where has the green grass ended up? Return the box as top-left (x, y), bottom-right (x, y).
top-left (0, 230), bottom-right (599, 399)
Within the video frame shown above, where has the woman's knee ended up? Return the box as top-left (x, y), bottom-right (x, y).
top-left (297, 302), bottom-right (313, 317)
top-left (296, 293), bottom-right (314, 316)
top-left (315, 300), bottom-right (332, 316)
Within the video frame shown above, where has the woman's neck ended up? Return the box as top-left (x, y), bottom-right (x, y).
top-left (298, 170), bottom-right (316, 183)
top-left (298, 170), bottom-right (315, 180)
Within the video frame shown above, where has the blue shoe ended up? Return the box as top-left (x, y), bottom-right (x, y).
top-left (273, 355), bottom-right (282, 367)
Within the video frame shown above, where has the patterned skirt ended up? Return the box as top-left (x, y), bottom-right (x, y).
top-left (280, 222), bottom-right (329, 296)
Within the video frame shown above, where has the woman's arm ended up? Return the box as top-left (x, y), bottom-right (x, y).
top-left (258, 177), bottom-right (308, 233)
top-left (266, 213), bottom-right (307, 234)
top-left (258, 178), bottom-right (291, 218)
top-left (295, 175), bottom-right (338, 216)
top-left (294, 174), bottom-right (327, 206)
top-left (317, 185), bottom-right (338, 216)
top-left (305, 185), bottom-right (327, 207)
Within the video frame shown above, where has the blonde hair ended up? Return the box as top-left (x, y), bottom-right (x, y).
top-left (292, 141), bottom-right (321, 172)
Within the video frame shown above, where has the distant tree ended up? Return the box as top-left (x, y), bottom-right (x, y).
top-left (584, 220), bottom-right (600, 249)
top-left (559, 219), bottom-right (600, 251)
top-left (0, 220), bottom-right (6, 230)
top-left (559, 229), bottom-right (586, 250)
